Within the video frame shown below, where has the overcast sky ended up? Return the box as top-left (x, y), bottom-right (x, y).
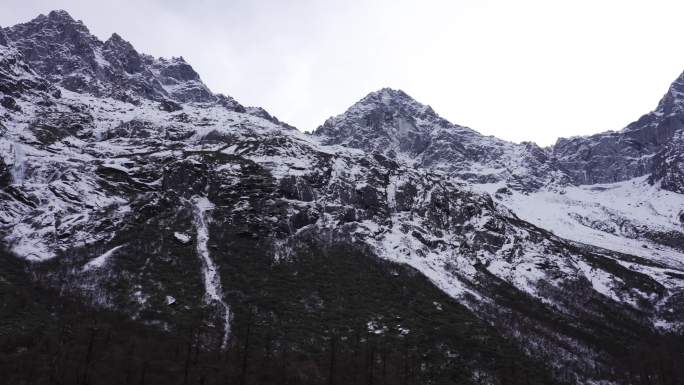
top-left (3, 0), bottom-right (684, 145)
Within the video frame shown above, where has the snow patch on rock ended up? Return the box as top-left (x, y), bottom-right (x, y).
top-left (83, 245), bottom-right (125, 272)
top-left (193, 196), bottom-right (231, 349)
top-left (173, 231), bottom-right (191, 244)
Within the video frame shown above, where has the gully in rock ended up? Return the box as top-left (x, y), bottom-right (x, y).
top-left (192, 195), bottom-right (231, 350)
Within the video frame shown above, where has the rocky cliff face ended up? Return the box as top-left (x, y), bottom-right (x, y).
top-left (551, 70), bottom-right (684, 191)
top-left (2, 10), bottom-right (684, 385)
top-left (2, 10), bottom-right (246, 109)
top-left (314, 88), bottom-right (569, 191)
top-left (314, 79), bottom-right (684, 196)
top-left (313, 82), bottom-right (684, 286)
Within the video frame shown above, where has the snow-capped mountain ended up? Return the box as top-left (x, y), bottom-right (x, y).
top-left (552, 82), bottom-right (684, 191)
top-left (314, 88), bottom-right (569, 191)
top-left (314, 83), bottom-right (684, 289)
top-left (5, 10), bottom-right (215, 104)
top-left (2, 10), bottom-right (683, 385)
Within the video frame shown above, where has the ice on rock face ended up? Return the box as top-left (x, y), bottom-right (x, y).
top-left (193, 196), bottom-right (231, 349)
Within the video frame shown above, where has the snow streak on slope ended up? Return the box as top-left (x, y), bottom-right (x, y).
top-left (10, 142), bottom-right (26, 184)
top-left (476, 176), bottom-right (684, 268)
top-left (193, 196), bottom-right (230, 349)
top-left (82, 245), bottom-right (125, 272)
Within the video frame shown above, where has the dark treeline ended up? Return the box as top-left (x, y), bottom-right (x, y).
top-left (2, 294), bottom-right (683, 385)
top-left (1, 247), bottom-right (554, 385)
top-left (612, 335), bottom-right (684, 385)
top-left (0, 308), bottom-right (537, 385)
top-left (2, 248), bottom-right (683, 385)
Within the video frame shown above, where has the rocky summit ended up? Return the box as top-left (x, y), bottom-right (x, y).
top-left (1, 10), bottom-right (684, 385)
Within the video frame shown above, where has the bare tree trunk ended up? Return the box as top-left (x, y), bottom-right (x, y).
top-left (328, 336), bottom-right (337, 385)
top-left (402, 343), bottom-right (409, 385)
top-left (183, 342), bottom-right (192, 385)
top-left (240, 312), bottom-right (253, 385)
top-left (79, 328), bottom-right (97, 385)
top-left (368, 344), bottom-right (375, 385)
top-left (139, 360), bottom-right (148, 385)
top-left (353, 333), bottom-right (360, 385)
top-left (381, 350), bottom-right (386, 385)
top-left (193, 330), bottom-right (201, 365)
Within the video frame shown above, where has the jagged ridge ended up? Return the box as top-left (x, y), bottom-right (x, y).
top-left (1, 9), bottom-right (684, 385)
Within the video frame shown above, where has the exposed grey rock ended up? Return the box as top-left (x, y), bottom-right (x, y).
top-left (0, 27), bottom-right (8, 46)
top-left (650, 129), bottom-right (684, 193)
top-left (552, 70), bottom-right (684, 192)
top-left (0, 157), bottom-right (12, 187)
top-left (314, 88), bottom-right (569, 192)
top-left (159, 99), bottom-right (182, 112)
top-left (0, 95), bottom-right (20, 111)
top-left (314, 76), bottom-right (684, 195)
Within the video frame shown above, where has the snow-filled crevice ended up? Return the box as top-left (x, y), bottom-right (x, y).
top-left (83, 244), bottom-right (125, 272)
top-left (193, 196), bottom-right (231, 349)
top-left (11, 141), bottom-right (26, 185)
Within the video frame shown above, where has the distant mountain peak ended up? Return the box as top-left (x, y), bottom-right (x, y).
top-left (654, 70), bottom-right (684, 115)
top-left (17, 10), bottom-right (88, 35)
top-left (314, 87), bottom-right (439, 148)
top-left (0, 9), bottom-right (290, 125)
top-left (106, 32), bottom-right (128, 45)
top-left (2, 10), bottom-right (215, 105)
top-left (355, 87), bottom-right (427, 110)
top-left (47, 9), bottom-right (76, 20)
top-left (33, 9), bottom-right (90, 34)
top-left (319, 88), bottom-right (442, 137)
top-left (366, 87), bottom-right (410, 102)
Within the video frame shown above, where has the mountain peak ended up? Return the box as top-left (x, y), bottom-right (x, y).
top-left (46, 9), bottom-right (77, 23)
top-left (313, 87), bottom-right (453, 161)
top-left (369, 87), bottom-right (409, 99)
top-left (3, 10), bottom-right (222, 104)
top-left (13, 9), bottom-right (92, 40)
top-left (104, 33), bottom-right (139, 56)
top-left (359, 87), bottom-right (418, 108)
top-left (0, 9), bottom-right (295, 122)
top-left (106, 32), bottom-right (127, 45)
top-left (28, 10), bottom-right (89, 33)
top-left (103, 32), bottom-right (144, 75)
top-left (654, 69), bottom-right (684, 115)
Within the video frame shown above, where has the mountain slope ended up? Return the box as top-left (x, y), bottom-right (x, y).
top-left (1, 10), bottom-right (684, 385)
top-left (314, 88), bottom-right (569, 191)
top-left (313, 83), bottom-right (684, 287)
top-left (553, 69), bottom-right (684, 191)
